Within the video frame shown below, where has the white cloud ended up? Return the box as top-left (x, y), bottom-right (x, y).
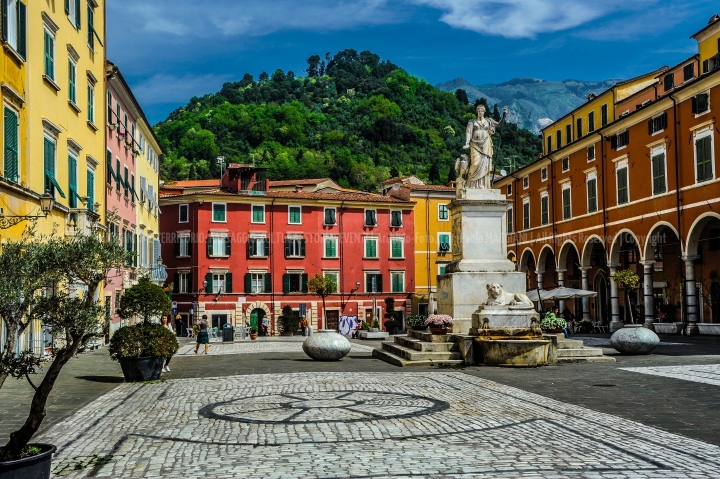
top-left (411, 0), bottom-right (657, 39)
top-left (131, 73), bottom-right (233, 105)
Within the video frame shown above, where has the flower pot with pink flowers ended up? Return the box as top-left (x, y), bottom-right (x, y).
top-left (425, 314), bottom-right (454, 335)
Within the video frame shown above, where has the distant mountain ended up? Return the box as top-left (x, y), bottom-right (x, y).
top-left (436, 77), bottom-right (621, 133)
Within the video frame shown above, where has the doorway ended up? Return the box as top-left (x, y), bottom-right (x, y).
top-left (249, 308), bottom-right (265, 329)
top-left (326, 310), bottom-right (339, 331)
top-left (594, 273), bottom-right (608, 324)
top-left (211, 314), bottom-right (228, 330)
top-left (711, 282), bottom-right (720, 323)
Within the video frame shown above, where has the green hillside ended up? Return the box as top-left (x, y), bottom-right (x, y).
top-left (155, 50), bottom-right (542, 190)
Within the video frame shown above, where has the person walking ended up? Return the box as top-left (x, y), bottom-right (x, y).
top-left (161, 315), bottom-right (175, 372)
top-left (194, 314), bottom-right (210, 355)
top-left (300, 316), bottom-right (308, 336)
top-left (176, 316), bottom-right (184, 337)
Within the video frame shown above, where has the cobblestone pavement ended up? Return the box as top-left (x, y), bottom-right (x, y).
top-left (40, 372), bottom-right (720, 478)
top-left (620, 364), bottom-right (720, 386)
top-left (175, 337), bottom-right (374, 356)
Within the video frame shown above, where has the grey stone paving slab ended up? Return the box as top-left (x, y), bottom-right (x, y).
top-left (176, 338), bottom-right (373, 356)
top-left (38, 372), bottom-right (720, 478)
top-left (619, 364), bottom-right (720, 386)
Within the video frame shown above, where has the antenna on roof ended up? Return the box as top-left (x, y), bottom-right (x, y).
top-left (217, 156), bottom-right (225, 178)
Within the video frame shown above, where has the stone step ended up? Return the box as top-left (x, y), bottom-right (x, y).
top-left (381, 341), bottom-right (463, 361)
top-left (408, 330), bottom-right (453, 342)
top-left (394, 335), bottom-right (458, 352)
top-left (558, 356), bottom-right (616, 363)
top-left (557, 348), bottom-right (604, 358)
top-left (372, 348), bottom-right (465, 368)
top-left (557, 339), bottom-right (585, 349)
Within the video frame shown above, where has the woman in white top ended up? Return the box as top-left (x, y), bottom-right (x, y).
top-left (161, 315), bottom-right (174, 372)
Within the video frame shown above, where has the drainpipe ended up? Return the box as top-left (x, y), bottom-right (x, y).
top-left (670, 94), bottom-right (687, 325)
top-left (339, 200), bottom-right (346, 317)
top-left (270, 198), bottom-right (276, 330)
top-left (600, 132), bottom-right (610, 319)
top-left (550, 155), bottom-right (557, 269)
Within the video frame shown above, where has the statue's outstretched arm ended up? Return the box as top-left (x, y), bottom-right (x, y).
top-left (463, 121), bottom-right (473, 148)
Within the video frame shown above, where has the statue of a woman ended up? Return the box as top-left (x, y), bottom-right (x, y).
top-left (462, 104), bottom-right (507, 190)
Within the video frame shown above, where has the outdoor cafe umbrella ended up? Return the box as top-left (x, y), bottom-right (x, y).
top-left (526, 287), bottom-right (597, 302)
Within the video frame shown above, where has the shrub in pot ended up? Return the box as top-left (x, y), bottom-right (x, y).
top-left (250, 326), bottom-right (258, 340)
top-left (278, 305), bottom-right (299, 336)
top-left (540, 313), bottom-right (567, 333)
top-left (406, 315), bottom-right (427, 330)
top-left (109, 323), bottom-right (179, 382)
top-left (425, 314), bottom-right (454, 334)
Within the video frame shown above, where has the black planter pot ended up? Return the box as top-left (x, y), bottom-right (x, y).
top-left (0, 444), bottom-right (56, 479)
top-left (119, 357), bottom-right (164, 382)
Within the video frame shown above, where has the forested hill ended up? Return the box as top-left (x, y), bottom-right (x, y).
top-left (155, 50), bottom-right (542, 190)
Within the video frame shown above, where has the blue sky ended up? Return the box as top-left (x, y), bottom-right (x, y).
top-left (107, 0), bottom-right (719, 124)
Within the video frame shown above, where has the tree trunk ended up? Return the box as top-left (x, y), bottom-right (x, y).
top-left (625, 291), bottom-right (635, 324)
top-left (0, 322), bottom-right (19, 389)
top-left (0, 339), bottom-right (80, 461)
top-left (321, 296), bottom-right (327, 331)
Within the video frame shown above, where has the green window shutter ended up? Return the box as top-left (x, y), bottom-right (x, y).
top-left (68, 61), bottom-right (76, 102)
top-left (245, 273), bottom-right (252, 293)
top-left (74, 0), bottom-right (80, 27)
top-left (588, 179), bottom-right (597, 212)
top-left (207, 238), bottom-right (213, 256)
top-left (330, 239), bottom-right (337, 257)
top-left (17, 2), bottom-right (26, 59)
top-left (378, 274), bottom-right (383, 293)
top-left (652, 154), bottom-right (666, 194)
top-left (563, 188), bottom-right (571, 218)
top-left (173, 273), bottom-right (180, 294)
top-left (284, 239), bottom-right (291, 257)
top-left (252, 206), bottom-right (263, 222)
top-left (264, 274), bottom-right (272, 293)
top-left (617, 168), bottom-right (628, 204)
top-left (86, 169), bottom-right (95, 212)
top-left (225, 236), bottom-right (231, 256)
top-left (43, 138), bottom-right (52, 194)
top-left (263, 238), bottom-right (270, 256)
top-left (392, 239), bottom-right (401, 258)
top-left (283, 274), bottom-right (290, 294)
top-left (247, 238), bottom-right (255, 257)
top-left (325, 239), bottom-right (331, 257)
top-left (301, 274), bottom-right (308, 293)
top-left (205, 273), bottom-right (213, 293)
top-left (4, 107), bottom-right (18, 183)
top-left (68, 156), bottom-right (77, 208)
top-left (87, 4), bottom-right (94, 49)
top-left (225, 273), bottom-right (232, 293)
top-left (87, 85), bottom-right (94, 123)
top-left (300, 239), bottom-right (306, 257)
top-left (174, 237), bottom-right (180, 257)
top-left (44, 32), bottom-right (54, 80)
top-left (65, 0), bottom-right (69, 13)
top-left (115, 159), bottom-right (120, 191)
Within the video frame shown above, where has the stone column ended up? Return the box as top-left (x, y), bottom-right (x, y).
top-left (535, 270), bottom-right (545, 312)
top-left (683, 255), bottom-right (700, 335)
top-left (557, 269), bottom-right (566, 312)
top-left (580, 267), bottom-right (592, 321)
top-left (641, 261), bottom-right (655, 331)
top-left (608, 263), bottom-right (623, 332)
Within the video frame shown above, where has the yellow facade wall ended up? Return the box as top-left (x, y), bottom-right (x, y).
top-left (135, 120), bottom-right (161, 263)
top-left (696, 25), bottom-right (720, 68)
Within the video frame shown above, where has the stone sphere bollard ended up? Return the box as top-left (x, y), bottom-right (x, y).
top-left (610, 324), bottom-right (660, 354)
top-left (302, 330), bottom-right (351, 361)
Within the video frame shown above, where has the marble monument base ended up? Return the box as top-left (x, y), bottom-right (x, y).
top-left (437, 271), bottom-right (526, 334)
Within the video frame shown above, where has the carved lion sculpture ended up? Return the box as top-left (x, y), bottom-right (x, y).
top-left (483, 283), bottom-right (533, 308)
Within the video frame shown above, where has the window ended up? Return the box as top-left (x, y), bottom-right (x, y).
top-left (248, 236), bottom-right (269, 257)
top-left (616, 162), bottom-right (629, 204)
top-left (86, 169), bottom-right (95, 212)
top-left (562, 157), bottom-right (569, 172)
top-left (5, 0), bottom-right (27, 58)
top-left (684, 63), bottom-right (695, 82)
top-left (522, 176), bottom-right (529, 189)
top-left (601, 103), bottom-right (608, 127)
top-left (507, 184), bottom-right (512, 195)
top-left (576, 117), bottom-right (583, 138)
top-left (3, 107), bottom-right (19, 183)
top-left (648, 112), bottom-right (667, 135)
top-left (44, 137), bottom-right (65, 199)
top-left (87, 3), bottom-right (97, 50)
top-left (438, 233), bottom-right (450, 253)
top-left (541, 167), bottom-right (547, 181)
top-left (540, 193), bottom-right (549, 225)
top-left (68, 155), bottom-right (78, 208)
top-left (212, 203), bottom-right (226, 222)
top-left (663, 74), bottom-right (674, 92)
top-left (692, 93), bottom-right (710, 114)
top-left (68, 59), bottom-right (77, 103)
top-left (390, 237), bottom-right (404, 258)
top-left (651, 149), bottom-right (667, 195)
top-left (365, 273), bottom-right (382, 293)
top-left (179, 204), bottom-right (189, 223)
top-left (364, 209), bottom-right (377, 227)
top-left (323, 272), bottom-right (339, 292)
top-left (44, 29), bottom-right (55, 80)
top-left (288, 205), bottom-right (301, 224)
top-left (178, 273), bottom-right (190, 294)
top-left (324, 207), bottom-right (336, 225)
top-left (562, 185), bottom-right (571, 219)
top-left (364, 237), bottom-right (378, 258)
top-left (612, 131), bottom-right (629, 149)
top-left (388, 210), bottom-right (402, 227)
top-left (547, 135), bottom-right (552, 153)
top-left (522, 199), bottom-right (530, 230)
top-left (695, 133), bottom-right (714, 183)
top-left (285, 236), bottom-right (306, 258)
top-left (251, 204), bottom-right (265, 223)
top-left (210, 273), bottom-right (227, 294)
top-left (588, 111), bottom-right (595, 133)
top-left (249, 273), bottom-right (267, 294)
top-left (324, 236), bottom-right (338, 258)
top-left (507, 207), bottom-right (513, 234)
top-left (566, 124), bottom-right (572, 144)
top-left (283, 273), bottom-right (308, 293)
top-left (391, 272), bottom-right (405, 293)
top-left (66, 0), bottom-right (80, 28)
top-left (177, 235), bottom-right (191, 257)
top-left (207, 235), bottom-right (231, 257)
top-left (438, 204), bottom-right (449, 221)
top-left (587, 174), bottom-right (597, 213)
top-left (587, 145), bottom-right (596, 161)
top-left (87, 84), bottom-right (95, 124)
top-left (556, 130), bottom-right (562, 148)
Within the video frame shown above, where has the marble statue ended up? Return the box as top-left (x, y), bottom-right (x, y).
top-left (460, 104), bottom-right (507, 191)
top-left (482, 283), bottom-right (533, 308)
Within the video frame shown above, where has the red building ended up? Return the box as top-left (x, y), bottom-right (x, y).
top-left (159, 165), bottom-right (415, 333)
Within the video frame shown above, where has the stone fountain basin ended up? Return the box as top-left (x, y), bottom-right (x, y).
top-left (476, 339), bottom-right (551, 367)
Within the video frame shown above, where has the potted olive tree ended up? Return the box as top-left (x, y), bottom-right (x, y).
top-left (278, 305), bottom-right (299, 336)
top-left (0, 232), bottom-right (127, 478)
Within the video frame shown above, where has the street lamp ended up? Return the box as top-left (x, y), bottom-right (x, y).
top-left (0, 191), bottom-right (55, 229)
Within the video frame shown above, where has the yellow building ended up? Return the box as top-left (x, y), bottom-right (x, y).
top-left (383, 176), bottom-right (455, 315)
top-left (135, 102), bottom-right (162, 273)
top-left (692, 14), bottom-right (720, 73)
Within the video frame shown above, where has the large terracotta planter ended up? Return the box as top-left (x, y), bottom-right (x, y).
top-left (250, 333), bottom-right (258, 340)
top-left (0, 444), bottom-right (56, 479)
top-left (118, 357), bottom-right (164, 382)
top-left (544, 328), bottom-right (562, 334)
top-left (429, 327), bottom-right (450, 335)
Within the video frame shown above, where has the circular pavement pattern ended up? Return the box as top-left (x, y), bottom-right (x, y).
top-left (199, 390), bottom-right (450, 424)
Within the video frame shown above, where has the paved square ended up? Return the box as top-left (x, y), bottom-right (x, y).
top-left (175, 337), bottom-right (374, 356)
top-left (41, 372), bottom-right (720, 478)
top-left (620, 364), bottom-right (720, 387)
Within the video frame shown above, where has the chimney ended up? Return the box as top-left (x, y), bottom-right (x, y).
top-left (295, 185), bottom-right (304, 193)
